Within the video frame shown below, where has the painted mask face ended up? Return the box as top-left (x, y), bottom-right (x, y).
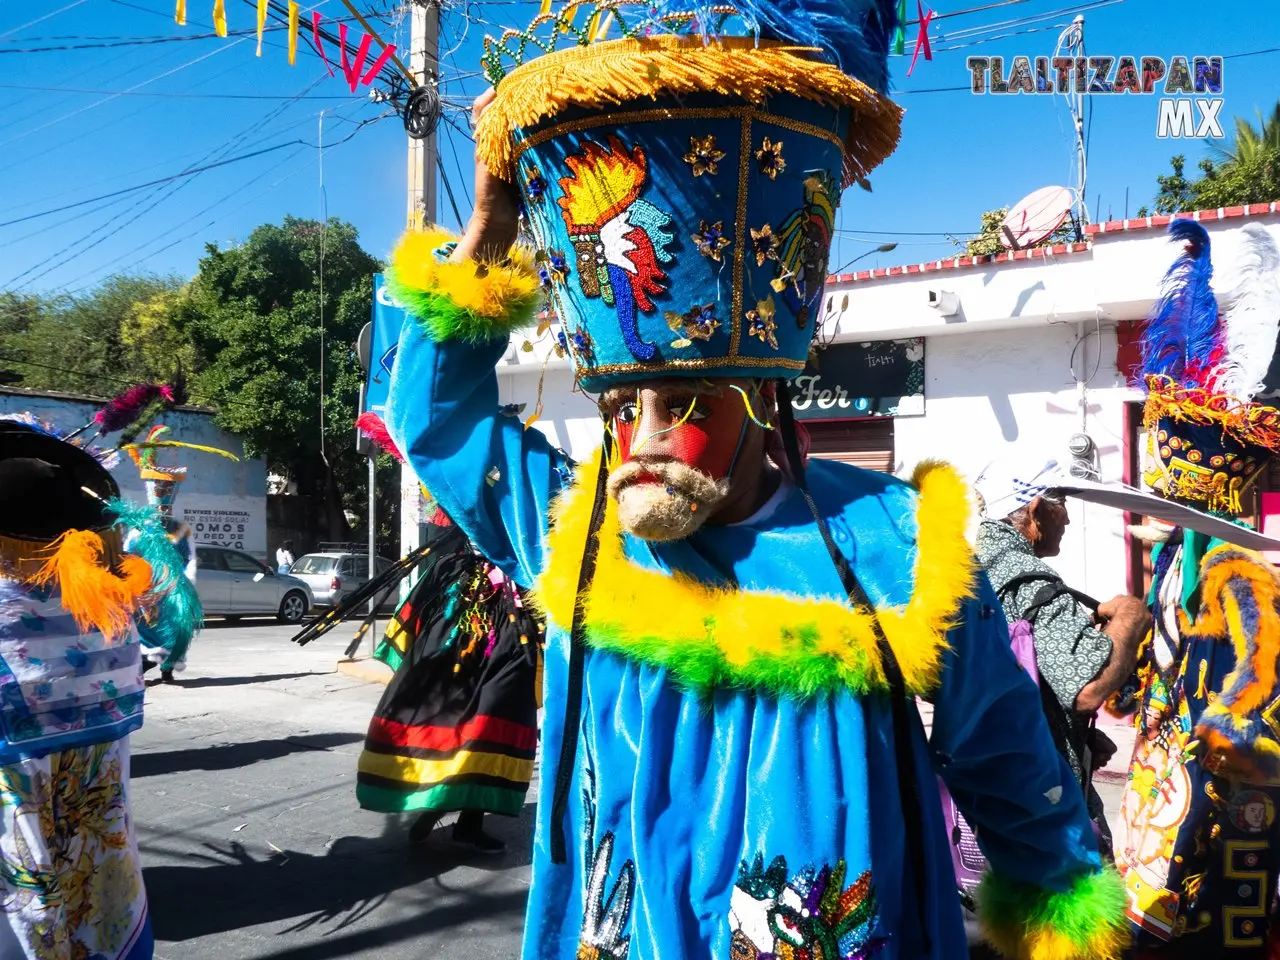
top-left (609, 381), bottom-right (754, 480)
top-left (602, 380), bottom-right (769, 542)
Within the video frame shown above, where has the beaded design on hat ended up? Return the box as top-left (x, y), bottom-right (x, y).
top-left (478, 1), bottom-right (900, 391)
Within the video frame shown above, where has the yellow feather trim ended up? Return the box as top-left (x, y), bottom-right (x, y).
top-left (531, 454), bottom-right (975, 697)
top-left (475, 36), bottom-right (903, 186)
top-left (388, 228), bottom-right (540, 325)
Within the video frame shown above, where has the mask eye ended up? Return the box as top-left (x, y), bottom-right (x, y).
top-left (615, 402), bottom-right (638, 424)
top-left (666, 397), bottom-right (707, 422)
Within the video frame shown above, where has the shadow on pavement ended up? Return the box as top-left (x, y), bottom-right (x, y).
top-left (132, 732), bottom-right (365, 778)
top-left (168, 672), bottom-right (329, 689)
top-left (144, 803), bottom-right (537, 948)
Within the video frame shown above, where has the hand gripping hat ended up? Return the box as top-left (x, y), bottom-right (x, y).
top-left (1138, 220), bottom-right (1280, 515)
top-left (474, 0), bottom-right (903, 392)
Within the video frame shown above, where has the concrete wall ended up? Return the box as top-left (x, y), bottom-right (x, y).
top-left (0, 389), bottom-right (269, 558)
top-left (893, 323), bottom-right (1135, 602)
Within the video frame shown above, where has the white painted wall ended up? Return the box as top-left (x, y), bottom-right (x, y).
top-left (894, 322), bottom-right (1137, 601)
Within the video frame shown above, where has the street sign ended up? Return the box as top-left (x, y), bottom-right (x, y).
top-left (364, 274), bottom-right (410, 418)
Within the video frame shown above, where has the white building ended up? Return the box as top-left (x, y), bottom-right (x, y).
top-left (404, 203), bottom-right (1280, 603)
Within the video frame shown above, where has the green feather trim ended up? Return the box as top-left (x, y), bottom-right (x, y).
top-left (977, 868), bottom-right (1128, 960)
top-left (386, 228), bottom-right (542, 345)
top-left (583, 619), bottom-right (881, 700)
top-left (383, 280), bottom-right (538, 345)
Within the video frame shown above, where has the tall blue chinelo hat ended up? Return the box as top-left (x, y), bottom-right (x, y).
top-left (474, 0), bottom-right (903, 392)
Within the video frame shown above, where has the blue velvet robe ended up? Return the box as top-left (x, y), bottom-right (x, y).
top-left (385, 325), bottom-right (1106, 959)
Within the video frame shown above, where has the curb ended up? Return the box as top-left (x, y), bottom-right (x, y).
top-left (336, 657), bottom-right (393, 686)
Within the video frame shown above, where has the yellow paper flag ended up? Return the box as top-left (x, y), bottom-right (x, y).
top-left (538, 0), bottom-right (552, 15)
top-left (213, 0), bottom-right (227, 37)
top-left (256, 0), bottom-right (268, 56)
top-left (287, 1), bottom-right (299, 65)
top-left (175, 0), bottom-right (186, 26)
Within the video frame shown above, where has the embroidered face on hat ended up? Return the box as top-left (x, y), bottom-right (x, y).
top-left (475, 0), bottom-right (903, 393)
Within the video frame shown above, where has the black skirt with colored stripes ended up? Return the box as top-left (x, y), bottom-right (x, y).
top-left (356, 527), bottom-right (543, 816)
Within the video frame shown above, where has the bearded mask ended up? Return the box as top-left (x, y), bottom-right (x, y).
top-left (603, 381), bottom-right (771, 541)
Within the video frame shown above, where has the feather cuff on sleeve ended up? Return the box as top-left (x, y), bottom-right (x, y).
top-left (385, 228), bottom-right (541, 344)
top-left (976, 868), bottom-right (1128, 960)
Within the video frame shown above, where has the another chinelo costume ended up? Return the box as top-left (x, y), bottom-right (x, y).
top-left (0, 419), bottom-right (155, 960)
top-left (126, 427), bottom-right (202, 677)
top-left (1116, 221), bottom-right (1280, 956)
top-left (383, 1), bottom-right (1127, 957)
top-left (355, 513), bottom-right (543, 819)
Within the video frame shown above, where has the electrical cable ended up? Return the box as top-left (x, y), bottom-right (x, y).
top-left (61, 111), bottom-right (382, 291)
top-left (0, 1), bottom-right (89, 42)
top-left (0, 141), bottom-right (324, 230)
top-left (0, 82), bottom-right (363, 99)
top-left (6, 74), bottom-right (332, 289)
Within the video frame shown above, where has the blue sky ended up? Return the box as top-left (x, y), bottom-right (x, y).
top-left (0, 0), bottom-right (1276, 294)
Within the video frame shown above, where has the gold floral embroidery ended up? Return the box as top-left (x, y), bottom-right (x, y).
top-left (755, 137), bottom-right (785, 179)
top-left (745, 296), bottom-right (779, 349)
top-left (683, 133), bottom-right (726, 176)
top-left (749, 223), bottom-right (780, 267)
top-left (691, 219), bottom-right (731, 262)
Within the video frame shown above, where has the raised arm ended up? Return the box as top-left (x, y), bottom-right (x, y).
top-left (384, 229), bottom-right (571, 589)
top-left (930, 577), bottom-right (1127, 960)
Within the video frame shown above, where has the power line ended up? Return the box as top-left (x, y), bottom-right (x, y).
top-left (0, 141), bottom-right (322, 230)
top-left (6, 75), bottom-right (333, 290)
top-left (0, 82), bottom-right (364, 99)
top-left (59, 111), bottom-right (385, 291)
top-left (0, 0), bottom-right (89, 42)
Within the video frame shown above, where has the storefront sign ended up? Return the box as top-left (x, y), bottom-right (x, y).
top-left (789, 338), bottom-right (925, 421)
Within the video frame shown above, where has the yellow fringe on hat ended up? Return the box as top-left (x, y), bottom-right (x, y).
top-left (26, 531), bottom-right (151, 641)
top-left (475, 36), bottom-right (903, 186)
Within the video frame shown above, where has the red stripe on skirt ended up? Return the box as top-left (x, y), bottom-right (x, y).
top-left (367, 714), bottom-right (537, 753)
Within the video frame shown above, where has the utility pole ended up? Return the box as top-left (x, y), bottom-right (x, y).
top-left (400, 0), bottom-right (440, 561)
top-left (1061, 14), bottom-right (1088, 229)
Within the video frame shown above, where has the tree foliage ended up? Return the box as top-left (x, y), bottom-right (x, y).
top-left (181, 216), bottom-right (391, 542)
top-left (1137, 103), bottom-right (1280, 216)
top-left (0, 217), bottom-right (399, 550)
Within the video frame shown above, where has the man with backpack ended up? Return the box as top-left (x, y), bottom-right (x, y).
top-left (974, 454), bottom-right (1151, 856)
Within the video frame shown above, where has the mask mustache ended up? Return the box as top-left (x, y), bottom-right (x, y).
top-left (607, 459), bottom-right (729, 542)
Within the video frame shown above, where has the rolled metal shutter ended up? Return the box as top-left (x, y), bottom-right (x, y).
top-left (804, 419), bottom-right (895, 473)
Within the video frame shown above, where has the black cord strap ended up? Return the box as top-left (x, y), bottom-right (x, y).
top-left (549, 437), bottom-right (613, 864)
top-left (776, 381), bottom-right (933, 953)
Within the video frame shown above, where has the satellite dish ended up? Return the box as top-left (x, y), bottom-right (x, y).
top-left (1000, 186), bottom-right (1073, 250)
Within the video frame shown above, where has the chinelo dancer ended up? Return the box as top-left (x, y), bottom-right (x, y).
top-left (0, 417), bottom-right (157, 959)
top-left (1114, 220), bottom-right (1280, 957)
top-left (383, 1), bottom-right (1129, 956)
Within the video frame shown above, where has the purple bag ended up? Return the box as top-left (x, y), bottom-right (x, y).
top-left (939, 616), bottom-right (1042, 892)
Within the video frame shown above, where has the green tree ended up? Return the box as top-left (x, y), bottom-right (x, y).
top-left (958, 206), bottom-right (1079, 258)
top-left (1138, 102), bottom-right (1280, 216)
top-left (3, 276), bottom-right (183, 394)
top-left (183, 216), bottom-right (393, 544)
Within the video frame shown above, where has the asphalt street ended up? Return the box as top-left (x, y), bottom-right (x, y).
top-left (131, 620), bottom-right (533, 960)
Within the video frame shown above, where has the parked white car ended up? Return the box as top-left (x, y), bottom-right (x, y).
top-left (195, 545), bottom-right (314, 623)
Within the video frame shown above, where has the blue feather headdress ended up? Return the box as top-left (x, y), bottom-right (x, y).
top-left (1140, 219), bottom-right (1280, 513)
top-left (1139, 219), bottom-right (1221, 388)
